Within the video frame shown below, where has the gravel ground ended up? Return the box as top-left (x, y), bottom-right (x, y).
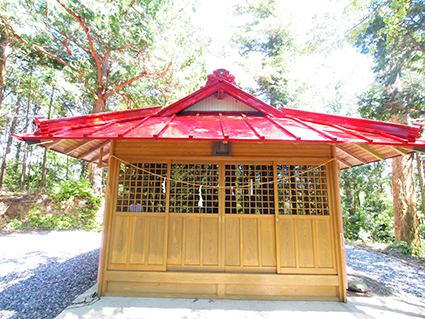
top-left (345, 244), bottom-right (425, 301)
top-left (0, 232), bottom-right (424, 319)
top-left (0, 231), bottom-right (101, 319)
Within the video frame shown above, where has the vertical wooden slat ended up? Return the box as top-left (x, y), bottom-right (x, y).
top-left (328, 146), bottom-right (347, 302)
top-left (279, 219), bottom-right (296, 268)
top-left (261, 218), bottom-right (276, 267)
top-left (257, 218), bottom-right (262, 267)
top-left (167, 216), bottom-right (183, 265)
top-left (315, 219), bottom-right (334, 269)
top-left (239, 217), bottom-right (244, 267)
top-left (242, 218), bottom-right (259, 266)
top-left (147, 216), bottom-right (165, 265)
top-left (185, 217), bottom-right (201, 265)
top-left (142, 216), bottom-right (150, 265)
top-left (98, 141), bottom-right (117, 296)
top-left (293, 218), bottom-right (300, 269)
top-left (225, 218), bottom-right (240, 266)
top-left (200, 217), bottom-right (205, 266)
top-left (203, 217), bottom-right (219, 266)
top-left (126, 216), bottom-right (134, 265)
top-left (181, 213), bottom-right (187, 266)
top-left (312, 218), bottom-right (319, 269)
top-left (129, 216), bottom-right (147, 264)
top-left (296, 219), bottom-right (315, 268)
top-left (110, 216), bottom-right (130, 264)
top-left (163, 161), bottom-right (171, 270)
top-left (219, 161), bottom-right (225, 271)
top-left (273, 162), bottom-right (282, 273)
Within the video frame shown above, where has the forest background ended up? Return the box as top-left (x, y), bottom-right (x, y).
top-left (0, 0), bottom-right (424, 257)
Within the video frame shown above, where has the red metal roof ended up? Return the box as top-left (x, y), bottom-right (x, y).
top-left (13, 69), bottom-right (425, 168)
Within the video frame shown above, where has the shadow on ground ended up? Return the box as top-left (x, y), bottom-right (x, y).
top-left (0, 248), bottom-right (99, 319)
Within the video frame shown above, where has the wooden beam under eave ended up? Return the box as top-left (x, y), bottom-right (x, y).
top-left (391, 146), bottom-right (410, 155)
top-left (335, 146), bottom-right (368, 164)
top-left (356, 144), bottom-right (386, 161)
top-left (77, 140), bottom-right (111, 160)
top-left (338, 157), bottom-right (352, 168)
top-left (45, 140), bottom-right (63, 149)
top-left (64, 140), bottom-right (92, 155)
top-left (97, 147), bottom-right (104, 168)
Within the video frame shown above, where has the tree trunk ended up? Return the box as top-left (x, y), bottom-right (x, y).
top-left (88, 95), bottom-right (106, 193)
top-left (392, 154), bottom-right (421, 249)
top-left (88, 61), bottom-right (108, 193)
top-left (39, 88), bottom-right (55, 192)
top-left (20, 68), bottom-right (33, 191)
top-left (15, 141), bottom-right (21, 162)
top-left (87, 163), bottom-right (103, 193)
top-left (20, 145), bottom-right (29, 190)
top-left (390, 115), bottom-right (421, 252)
top-left (0, 28), bottom-right (9, 110)
top-left (80, 160), bottom-right (87, 179)
top-left (40, 148), bottom-right (48, 191)
top-left (26, 146), bottom-right (33, 191)
top-left (93, 96), bottom-right (106, 113)
top-left (0, 101), bottom-right (20, 188)
top-left (416, 153), bottom-right (425, 215)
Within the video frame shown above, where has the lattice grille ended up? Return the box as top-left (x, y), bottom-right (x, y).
top-left (169, 164), bottom-right (219, 213)
top-left (276, 165), bottom-right (329, 215)
top-left (116, 163), bottom-right (167, 213)
top-left (224, 164), bottom-right (275, 214)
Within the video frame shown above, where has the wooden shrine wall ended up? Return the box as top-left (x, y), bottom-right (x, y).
top-left (98, 140), bottom-right (346, 301)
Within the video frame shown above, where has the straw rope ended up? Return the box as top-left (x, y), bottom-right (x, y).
top-left (109, 155), bottom-right (336, 190)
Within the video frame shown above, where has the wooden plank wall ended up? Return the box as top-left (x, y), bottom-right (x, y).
top-left (224, 215), bottom-right (276, 272)
top-left (109, 213), bottom-right (167, 271)
top-left (103, 271), bottom-right (340, 301)
top-left (277, 216), bottom-right (336, 274)
top-left (98, 140), bottom-right (346, 301)
top-left (167, 214), bottom-right (220, 271)
top-left (114, 140), bottom-right (333, 162)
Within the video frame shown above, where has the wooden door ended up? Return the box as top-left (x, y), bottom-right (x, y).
top-left (222, 164), bottom-right (277, 273)
top-left (274, 164), bottom-right (337, 274)
top-left (166, 163), bottom-right (221, 271)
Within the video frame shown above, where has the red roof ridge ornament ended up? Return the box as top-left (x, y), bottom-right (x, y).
top-left (34, 116), bottom-right (49, 135)
top-left (206, 69), bottom-right (237, 87)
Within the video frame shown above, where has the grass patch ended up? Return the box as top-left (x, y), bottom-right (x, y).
top-left (0, 180), bottom-right (103, 233)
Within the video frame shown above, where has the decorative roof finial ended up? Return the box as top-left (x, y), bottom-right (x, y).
top-left (206, 69), bottom-right (237, 86)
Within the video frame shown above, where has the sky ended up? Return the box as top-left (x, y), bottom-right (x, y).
top-left (190, 0), bottom-right (375, 115)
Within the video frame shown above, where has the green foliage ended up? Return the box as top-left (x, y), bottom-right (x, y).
top-left (343, 213), bottom-right (362, 241)
top-left (341, 161), bottom-right (395, 243)
top-left (3, 0), bottom-right (208, 111)
top-left (52, 178), bottom-right (100, 206)
top-left (347, 0), bottom-right (425, 121)
top-left (1, 179), bottom-right (102, 232)
top-left (2, 162), bottom-right (22, 190)
top-left (231, 0), bottom-right (300, 107)
top-left (389, 240), bottom-right (424, 257)
top-left (345, 0), bottom-right (424, 251)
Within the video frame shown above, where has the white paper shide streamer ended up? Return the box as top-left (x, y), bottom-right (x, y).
top-left (250, 179), bottom-right (254, 195)
top-left (162, 178), bottom-right (166, 194)
top-left (198, 185), bottom-right (203, 207)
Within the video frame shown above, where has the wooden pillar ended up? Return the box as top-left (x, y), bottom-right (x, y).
top-left (329, 145), bottom-right (347, 302)
top-left (98, 141), bottom-right (118, 296)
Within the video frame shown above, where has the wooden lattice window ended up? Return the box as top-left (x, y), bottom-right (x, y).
top-left (169, 164), bottom-right (219, 213)
top-left (116, 163), bottom-right (167, 213)
top-left (276, 164), bottom-right (329, 215)
top-left (224, 164), bottom-right (275, 214)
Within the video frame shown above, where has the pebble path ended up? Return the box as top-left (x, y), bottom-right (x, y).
top-left (0, 232), bottom-right (424, 318)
